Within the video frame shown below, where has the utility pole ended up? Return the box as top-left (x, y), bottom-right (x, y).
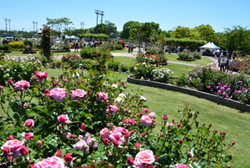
top-left (35, 22), bottom-right (38, 31)
top-left (32, 21), bottom-right (35, 32)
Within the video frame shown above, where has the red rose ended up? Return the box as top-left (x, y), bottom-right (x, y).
top-left (112, 140), bottom-right (119, 146)
top-left (135, 143), bottom-right (140, 148)
top-left (25, 133), bottom-right (34, 140)
top-left (63, 153), bottom-right (73, 162)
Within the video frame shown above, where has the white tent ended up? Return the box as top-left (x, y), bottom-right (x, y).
top-left (199, 42), bottom-right (220, 49)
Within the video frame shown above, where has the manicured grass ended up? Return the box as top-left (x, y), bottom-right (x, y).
top-left (110, 49), bottom-right (129, 53)
top-left (161, 63), bottom-right (193, 77)
top-left (166, 54), bottom-right (213, 65)
top-left (8, 51), bottom-right (75, 56)
top-left (113, 57), bottom-right (137, 66)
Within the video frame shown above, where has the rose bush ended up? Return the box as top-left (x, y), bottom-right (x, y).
top-left (0, 49), bottom-right (234, 167)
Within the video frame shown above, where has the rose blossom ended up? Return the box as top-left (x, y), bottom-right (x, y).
top-left (58, 115), bottom-right (71, 124)
top-left (49, 88), bottom-right (66, 102)
top-left (25, 132), bottom-right (34, 140)
top-left (1, 139), bottom-right (25, 158)
top-left (87, 138), bottom-right (98, 148)
top-left (134, 150), bottom-right (155, 167)
top-left (23, 119), bottom-right (34, 127)
top-left (34, 156), bottom-right (65, 168)
top-left (96, 92), bottom-right (108, 101)
top-left (141, 115), bottom-right (153, 127)
top-left (175, 163), bottom-right (189, 168)
top-left (148, 112), bottom-right (155, 118)
top-left (14, 80), bottom-right (30, 91)
top-left (143, 108), bottom-right (149, 112)
top-left (106, 105), bottom-right (118, 114)
top-left (72, 89), bottom-right (87, 100)
top-left (100, 128), bottom-right (110, 138)
top-left (35, 71), bottom-right (47, 83)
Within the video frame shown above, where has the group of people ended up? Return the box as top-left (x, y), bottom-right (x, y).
top-left (127, 43), bottom-right (134, 53)
top-left (218, 53), bottom-right (234, 73)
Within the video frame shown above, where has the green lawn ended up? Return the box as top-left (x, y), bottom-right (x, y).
top-left (166, 54), bottom-right (213, 65)
top-left (110, 49), bottom-right (129, 53)
top-left (8, 51), bottom-right (75, 56)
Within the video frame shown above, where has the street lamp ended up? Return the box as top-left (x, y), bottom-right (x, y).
top-left (105, 20), bottom-right (110, 43)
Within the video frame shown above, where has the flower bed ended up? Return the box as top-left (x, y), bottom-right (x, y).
top-left (0, 50), bottom-right (12, 53)
top-left (233, 56), bottom-right (250, 74)
top-left (23, 51), bottom-right (37, 54)
top-left (0, 50), bottom-right (234, 167)
top-left (52, 50), bottom-right (71, 53)
top-left (177, 57), bottom-right (196, 61)
top-left (178, 52), bottom-right (195, 61)
top-left (176, 66), bottom-right (250, 105)
top-left (137, 54), bottom-right (167, 65)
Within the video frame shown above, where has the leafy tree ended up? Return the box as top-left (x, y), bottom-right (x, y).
top-left (170, 26), bottom-right (195, 39)
top-left (149, 29), bottom-right (159, 43)
top-left (221, 26), bottom-right (250, 54)
top-left (120, 21), bottom-right (140, 39)
top-left (195, 24), bottom-right (218, 42)
top-left (94, 22), bottom-right (117, 37)
top-left (46, 17), bottom-right (73, 38)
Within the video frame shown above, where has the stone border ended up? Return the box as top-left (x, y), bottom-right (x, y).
top-left (127, 75), bottom-right (250, 112)
top-left (177, 58), bottom-right (195, 61)
top-left (53, 50), bottom-right (71, 53)
top-left (23, 51), bottom-right (37, 54)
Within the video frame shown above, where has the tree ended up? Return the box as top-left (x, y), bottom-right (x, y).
top-left (149, 29), bottom-right (159, 43)
top-left (170, 26), bottom-right (195, 39)
top-left (46, 17), bottom-right (73, 38)
top-left (120, 21), bottom-right (140, 39)
top-left (221, 26), bottom-right (250, 54)
top-left (94, 22), bottom-right (118, 37)
top-left (195, 24), bottom-right (218, 42)
top-left (141, 22), bottom-right (160, 42)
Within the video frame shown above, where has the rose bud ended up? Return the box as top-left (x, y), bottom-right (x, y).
top-left (179, 139), bottom-right (183, 144)
top-left (177, 123), bottom-right (181, 127)
top-left (55, 149), bottom-right (62, 157)
top-left (20, 146), bottom-right (29, 156)
top-left (232, 141), bottom-right (236, 145)
top-left (124, 132), bottom-right (130, 139)
top-left (8, 135), bottom-right (14, 140)
top-left (135, 143), bottom-right (140, 148)
top-left (127, 156), bottom-right (134, 166)
top-left (210, 138), bottom-right (213, 141)
top-left (141, 133), bottom-right (146, 137)
top-left (192, 158), bottom-right (196, 162)
top-left (129, 130), bottom-right (134, 135)
top-left (63, 153), bottom-right (73, 163)
top-left (103, 138), bottom-right (110, 146)
top-left (112, 140), bottom-right (119, 146)
top-left (187, 152), bottom-right (193, 158)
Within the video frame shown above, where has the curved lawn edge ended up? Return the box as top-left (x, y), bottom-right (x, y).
top-left (127, 75), bottom-right (250, 112)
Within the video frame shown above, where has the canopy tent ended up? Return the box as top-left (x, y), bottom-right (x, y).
top-left (65, 35), bottom-right (80, 39)
top-left (199, 42), bottom-right (220, 49)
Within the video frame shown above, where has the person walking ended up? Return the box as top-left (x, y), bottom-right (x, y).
top-left (218, 53), bottom-right (223, 68)
top-left (220, 55), bottom-right (227, 72)
top-left (75, 40), bottom-right (79, 52)
top-left (130, 43), bottom-right (133, 53)
top-left (128, 43), bottom-right (131, 53)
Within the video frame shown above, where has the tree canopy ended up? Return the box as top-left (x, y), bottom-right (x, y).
top-left (46, 17), bottom-right (73, 37)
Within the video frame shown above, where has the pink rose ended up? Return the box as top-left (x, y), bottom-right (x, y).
top-left (96, 92), bottom-right (108, 101)
top-left (49, 88), bottom-right (66, 102)
top-left (1, 139), bottom-right (25, 158)
top-left (106, 105), bottom-right (118, 114)
top-left (143, 108), bottom-right (149, 112)
top-left (141, 115), bottom-right (153, 127)
top-left (58, 115), bottom-right (71, 124)
top-left (175, 163), bottom-right (189, 168)
top-left (79, 123), bottom-right (86, 132)
top-left (23, 119), bottom-right (34, 127)
top-left (25, 132), bottom-right (34, 140)
top-left (14, 80), bottom-right (30, 91)
top-left (72, 89), bottom-right (87, 100)
top-left (166, 123), bottom-right (174, 127)
top-left (87, 138), bottom-right (98, 148)
top-left (35, 71), bottom-right (48, 83)
top-left (34, 156), bottom-right (65, 168)
top-left (100, 128), bottom-right (110, 138)
top-left (134, 150), bottom-right (155, 167)
top-left (148, 112), bottom-right (155, 118)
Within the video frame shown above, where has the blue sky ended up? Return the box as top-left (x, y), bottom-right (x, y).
top-left (0, 0), bottom-right (249, 33)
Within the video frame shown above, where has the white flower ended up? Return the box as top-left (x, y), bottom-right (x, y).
top-left (140, 96), bottom-right (147, 101)
top-left (111, 84), bottom-right (117, 88)
top-left (6, 73), bottom-right (9, 77)
top-left (7, 69), bottom-right (10, 72)
top-left (115, 97), bottom-right (124, 104)
top-left (118, 93), bottom-right (126, 98)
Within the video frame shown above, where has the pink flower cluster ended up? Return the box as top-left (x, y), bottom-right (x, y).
top-left (134, 150), bottom-right (155, 168)
top-left (1, 139), bottom-right (25, 158)
top-left (45, 88), bottom-right (66, 102)
top-left (72, 89), bottom-right (87, 100)
top-left (100, 127), bottom-right (130, 146)
top-left (73, 132), bottom-right (98, 155)
top-left (175, 163), bottom-right (189, 168)
top-left (35, 71), bottom-right (48, 83)
top-left (96, 91), bottom-right (108, 101)
top-left (32, 156), bottom-right (65, 168)
top-left (106, 104), bottom-right (118, 114)
top-left (14, 80), bottom-right (30, 91)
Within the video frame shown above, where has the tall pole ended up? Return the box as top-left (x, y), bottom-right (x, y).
top-left (95, 9), bottom-right (99, 34)
top-left (32, 21), bottom-right (35, 32)
top-left (8, 19), bottom-right (11, 32)
top-left (36, 22), bottom-right (38, 31)
top-left (100, 12), bottom-right (104, 34)
top-left (4, 18), bottom-right (8, 32)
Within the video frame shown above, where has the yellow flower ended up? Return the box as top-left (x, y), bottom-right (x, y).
top-left (134, 67), bottom-right (137, 70)
top-left (140, 77), bottom-right (144, 80)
